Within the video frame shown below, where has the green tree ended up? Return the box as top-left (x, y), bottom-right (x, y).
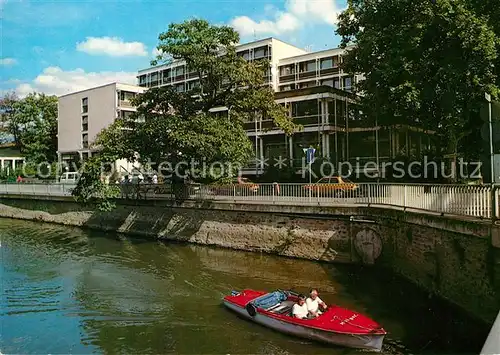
top-left (0, 92), bottom-right (58, 163)
top-left (73, 19), bottom-right (299, 205)
top-left (337, 0), bottom-right (498, 160)
top-left (0, 91), bottom-right (20, 144)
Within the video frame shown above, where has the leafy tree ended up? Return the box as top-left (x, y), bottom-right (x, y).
top-left (469, 0), bottom-right (500, 89)
top-left (73, 19), bottom-right (299, 204)
top-left (0, 91), bottom-right (19, 144)
top-left (337, 0), bottom-right (499, 160)
top-left (0, 92), bottom-right (58, 163)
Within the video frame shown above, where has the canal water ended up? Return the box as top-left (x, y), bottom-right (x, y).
top-left (0, 219), bottom-right (489, 354)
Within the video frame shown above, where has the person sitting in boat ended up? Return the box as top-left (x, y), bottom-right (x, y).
top-left (292, 294), bottom-right (313, 319)
top-left (306, 289), bottom-right (327, 317)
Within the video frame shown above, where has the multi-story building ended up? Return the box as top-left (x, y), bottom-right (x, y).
top-left (56, 38), bottom-right (432, 181)
top-left (57, 82), bottom-right (146, 174)
top-left (136, 37), bottom-right (430, 179)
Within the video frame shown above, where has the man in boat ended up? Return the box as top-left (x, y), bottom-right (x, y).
top-left (292, 294), bottom-right (313, 319)
top-left (306, 289), bottom-right (328, 317)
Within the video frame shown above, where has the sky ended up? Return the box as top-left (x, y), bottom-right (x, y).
top-left (0, 0), bottom-right (347, 98)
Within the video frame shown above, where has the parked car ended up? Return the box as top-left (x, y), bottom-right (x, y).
top-left (303, 175), bottom-right (359, 197)
top-left (210, 177), bottom-right (259, 196)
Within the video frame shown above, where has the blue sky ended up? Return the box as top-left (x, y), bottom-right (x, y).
top-left (1, 0), bottom-right (346, 97)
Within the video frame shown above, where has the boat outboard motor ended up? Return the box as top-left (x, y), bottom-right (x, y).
top-left (246, 302), bottom-right (257, 317)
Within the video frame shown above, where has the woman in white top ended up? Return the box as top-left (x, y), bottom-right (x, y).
top-left (292, 294), bottom-right (311, 319)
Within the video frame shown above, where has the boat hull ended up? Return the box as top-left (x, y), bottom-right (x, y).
top-left (223, 300), bottom-right (385, 352)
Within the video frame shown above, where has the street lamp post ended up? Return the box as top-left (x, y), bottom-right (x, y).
top-left (486, 93), bottom-right (494, 183)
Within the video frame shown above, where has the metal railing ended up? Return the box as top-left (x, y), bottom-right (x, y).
top-left (0, 182), bottom-right (497, 219)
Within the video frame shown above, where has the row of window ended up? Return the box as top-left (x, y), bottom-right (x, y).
top-left (236, 45), bottom-right (271, 61)
top-left (279, 76), bottom-right (353, 92)
top-left (81, 97), bottom-right (89, 149)
top-left (138, 65), bottom-right (273, 88)
top-left (279, 56), bottom-right (340, 76)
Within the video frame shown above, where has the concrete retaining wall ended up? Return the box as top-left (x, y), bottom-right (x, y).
top-left (0, 195), bottom-right (498, 324)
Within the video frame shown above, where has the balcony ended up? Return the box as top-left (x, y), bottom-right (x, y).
top-left (298, 70), bottom-right (317, 80)
top-left (279, 74), bottom-right (295, 83)
top-left (293, 115), bottom-right (321, 127)
top-left (243, 119), bottom-right (280, 132)
top-left (173, 74), bottom-right (185, 82)
top-left (119, 100), bottom-right (133, 108)
top-left (347, 119), bottom-right (377, 129)
top-left (319, 67), bottom-right (340, 76)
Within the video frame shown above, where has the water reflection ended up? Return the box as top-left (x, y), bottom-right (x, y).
top-left (0, 219), bottom-right (488, 354)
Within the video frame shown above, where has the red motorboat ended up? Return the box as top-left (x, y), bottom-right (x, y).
top-left (223, 289), bottom-right (387, 352)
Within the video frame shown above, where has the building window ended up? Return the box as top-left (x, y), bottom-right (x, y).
top-left (82, 133), bottom-right (89, 149)
top-left (120, 91), bottom-right (135, 101)
top-left (280, 65), bottom-right (294, 76)
top-left (321, 79), bottom-right (334, 87)
top-left (343, 77), bottom-right (352, 91)
top-left (334, 78), bottom-right (340, 89)
top-left (254, 47), bottom-right (267, 58)
top-left (81, 97), bottom-right (88, 113)
top-left (306, 61), bottom-right (316, 72)
top-left (299, 81), bottom-right (315, 89)
top-left (292, 99), bottom-right (319, 117)
top-left (320, 58), bottom-right (333, 69)
top-left (120, 111), bottom-right (134, 120)
top-left (82, 115), bottom-right (88, 132)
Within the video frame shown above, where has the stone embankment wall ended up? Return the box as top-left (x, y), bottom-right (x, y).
top-left (0, 195), bottom-right (498, 324)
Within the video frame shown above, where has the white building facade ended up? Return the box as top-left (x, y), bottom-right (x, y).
top-left (57, 82), bottom-right (146, 174)
top-left (135, 38), bottom-right (369, 176)
top-left (137, 38), bottom-right (363, 95)
top-left (57, 38), bottom-right (425, 180)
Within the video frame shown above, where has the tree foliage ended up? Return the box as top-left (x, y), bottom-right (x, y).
top-left (337, 0), bottom-right (499, 158)
top-left (0, 92), bottom-right (58, 163)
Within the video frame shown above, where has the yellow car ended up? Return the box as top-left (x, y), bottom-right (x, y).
top-left (303, 176), bottom-right (359, 197)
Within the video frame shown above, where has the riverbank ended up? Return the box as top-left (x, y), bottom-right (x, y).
top-left (0, 195), bottom-right (498, 324)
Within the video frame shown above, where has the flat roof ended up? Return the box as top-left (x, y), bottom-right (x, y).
top-left (57, 82), bottom-right (142, 98)
top-left (277, 45), bottom-right (355, 64)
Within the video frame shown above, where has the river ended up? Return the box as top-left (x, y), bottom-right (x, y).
top-left (0, 219), bottom-right (489, 354)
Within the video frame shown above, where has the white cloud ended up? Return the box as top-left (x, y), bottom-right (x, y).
top-left (0, 57), bottom-right (17, 66)
top-left (76, 36), bottom-right (147, 57)
top-left (11, 66), bottom-right (137, 97)
top-left (230, 0), bottom-right (344, 36)
top-left (231, 12), bottom-right (300, 36)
